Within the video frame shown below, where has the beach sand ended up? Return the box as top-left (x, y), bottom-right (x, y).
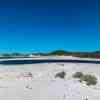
top-left (0, 62), bottom-right (100, 100)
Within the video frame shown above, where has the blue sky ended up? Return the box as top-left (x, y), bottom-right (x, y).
top-left (0, 0), bottom-right (99, 53)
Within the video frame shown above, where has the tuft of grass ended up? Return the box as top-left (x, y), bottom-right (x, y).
top-left (83, 74), bottom-right (97, 86)
top-left (73, 72), bottom-right (97, 86)
top-left (73, 72), bottom-right (83, 78)
top-left (55, 71), bottom-right (66, 79)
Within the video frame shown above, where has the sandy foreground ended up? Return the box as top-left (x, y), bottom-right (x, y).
top-left (0, 63), bottom-right (100, 100)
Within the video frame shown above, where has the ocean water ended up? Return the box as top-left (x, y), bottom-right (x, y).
top-left (0, 59), bottom-right (100, 65)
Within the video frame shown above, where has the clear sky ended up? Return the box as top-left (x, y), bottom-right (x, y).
top-left (0, 0), bottom-right (99, 53)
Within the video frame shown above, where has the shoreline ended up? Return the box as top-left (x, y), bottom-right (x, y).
top-left (0, 58), bottom-right (100, 65)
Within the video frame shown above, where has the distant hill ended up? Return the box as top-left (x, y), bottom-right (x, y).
top-left (47, 50), bottom-right (70, 56)
top-left (46, 50), bottom-right (100, 59)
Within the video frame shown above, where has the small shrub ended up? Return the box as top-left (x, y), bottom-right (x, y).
top-left (55, 71), bottom-right (66, 79)
top-left (83, 74), bottom-right (97, 86)
top-left (73, 72), bottom-right (83, 78)
top-left (73, 72), bottom-right (97, 86)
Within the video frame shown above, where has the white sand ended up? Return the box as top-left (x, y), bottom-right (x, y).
top-left (0, 55), bottom-right (99, 61)
top-left (0, 62), bottom-right (100, 100)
